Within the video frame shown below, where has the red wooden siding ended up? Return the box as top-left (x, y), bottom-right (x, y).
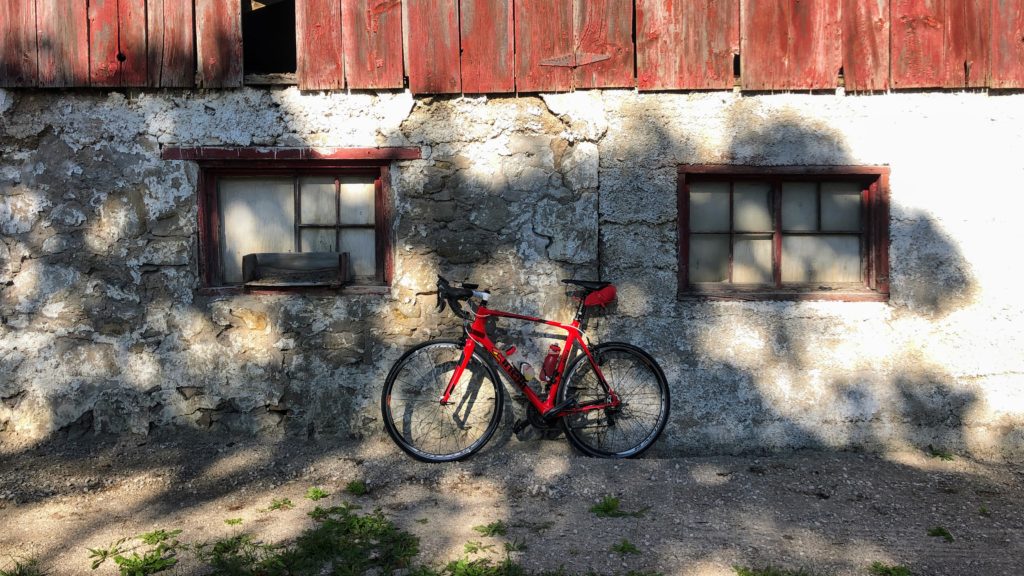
top-left (991, 0), bottom-right (1024, 87)
top-left (296, 0), bottom-right (345, 90)
top-left (342, 0), bottom-right (404, 89)
top-left (636, 0), bottom-right (739, 90)
top-left (148, 0), bottom-right (196, 87)
top-left (741, 0), bottom-right (842, 90)
top-left (89, 0), bottom-right (148, 87)
top-left (407, 0), bottom-right (462, 94)
top-left (841, 0), bottom-right (890, 91)
top-left (0, 0), bottom-right (37, 87)
top-left (461, 0), bottom-right (515, 93)
top-left (196, 0), bottom-right (243, 88)
top-left (36, 0), bottom-right (89, 87)
top-left (574, 0), bottom-right (635, 89)
top-left (516, 0), bottom-right (574, 92)
top-left (890, 0), bottom-right (946, 87)
top-left (946, 0), bottom-right (990, 87)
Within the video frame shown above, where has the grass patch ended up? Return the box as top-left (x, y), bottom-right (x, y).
top-left (472, 521), bottom-right (508, 537)
top-left (589, 496), bottom-right (649, 518)
top-left (610, 539), bottom-right (639, 555)
top-left (927, 445), bottom-right (954, 461)
top-left (267, 498), bottom-right (294, 511)
top-left (0, 557), bottom-right (47, 576)
top-left (224, 518), bottom-right (243, 526)
top-left (304, 487), bottom-right (329, 501)
top-left (927, 526), bottom-right (954, 542)
top-left (416, 518), bottom-right (430, 524)
top-left (504, 540), bottom-right (527, 553)
top-left (979, 506), bottom-right (991, 518)
top-left (344, 480), bottom-right (369, 496)
top-left (869, 562), bottom-right (913, 576)
top-left (733, 567), bottom-right (817, 576)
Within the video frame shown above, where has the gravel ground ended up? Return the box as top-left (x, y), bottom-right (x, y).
top-left (1, 429), bottom-right (1023, 576)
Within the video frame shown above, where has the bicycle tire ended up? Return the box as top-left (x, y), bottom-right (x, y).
top-left (557, 343), bottom-right (670, 458)
top-left (381, 339), bottom-right (503, 462)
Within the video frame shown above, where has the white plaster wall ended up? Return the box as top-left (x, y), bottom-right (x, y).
top-left (1, 87), bottom-right (1022, 459)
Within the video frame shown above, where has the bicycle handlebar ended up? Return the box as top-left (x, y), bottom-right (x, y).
top-left (436, 276), bottom-right (489, 320)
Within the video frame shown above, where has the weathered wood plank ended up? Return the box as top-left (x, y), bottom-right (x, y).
top-left (196, 0), bottom-right (243, 88)
top-left (461, 0), bottom-right (514, 93)
top-left (637, 0), bottom-right (738, 90)
top-left (574, 0), bottom-right (634, 88)
top-left (36, 0), bottom-right (90, 87)
top-left (407, 0), bottom-right (461, 93)
top-left (890, 0), bottom-right (945, 88)
top-left (841, 0), bottom-right (889, 91)
top-left (89, 0), bottom-right (147, 87)
top-left (991, 0), bottom-right (1024, 87)
top-left (148, 0), bottom-right (196, 87)
top-left (342, 0), bottom-right (404, 89)
top-left (0, 0), bottom-right (37, 87)
top-left (740, 0), bottom-right (842, 90)
top-left (516, 0), bottom-right (573, 92)
top-left (945, 0), bottom-right (989, 87)
top-left (297, 0), bottom-right (345, 90)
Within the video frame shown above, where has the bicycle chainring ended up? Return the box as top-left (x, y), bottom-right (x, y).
top-left (526, 405), bottom-right (558, 430)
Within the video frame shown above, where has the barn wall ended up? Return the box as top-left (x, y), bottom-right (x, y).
top-left (1, 87), bottom-right (1023, 459)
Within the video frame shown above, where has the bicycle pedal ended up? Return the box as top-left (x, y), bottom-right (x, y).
top-left (512, 419), bottom-right (530, 435)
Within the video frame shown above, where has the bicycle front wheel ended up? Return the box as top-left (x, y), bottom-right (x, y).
top-left (557, 343), bottom-right (669, 458)
top-left (381, 340), bottom-right (503, 462)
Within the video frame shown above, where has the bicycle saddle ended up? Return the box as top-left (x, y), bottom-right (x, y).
top-left (561, 279), bottom-right (610, 291)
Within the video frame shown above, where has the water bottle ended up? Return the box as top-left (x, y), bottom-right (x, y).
top-left (540, 344), bottom-right (561, 383)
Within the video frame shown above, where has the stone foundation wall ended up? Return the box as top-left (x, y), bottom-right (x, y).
top-left (2, 87), bottom-right (1023, 459)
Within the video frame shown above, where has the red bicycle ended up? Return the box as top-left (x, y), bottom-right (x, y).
top-left (381, 276), bottom-right (670, 462)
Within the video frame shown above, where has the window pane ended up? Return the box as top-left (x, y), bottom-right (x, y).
top-left (339, 175), bottom-right (376, 225)
top-left (301, 229), bottom-right (337, 253)
top-left (341, 229), bottom-right (376, 279)
top-left (733, 235), bottom-right (773, 284)
top-left (689, 234), bottom-right (729, 282)
top-left (733, 181), bottom-right (772, 232)
top-left (689, 181), bottom-right (729, 232)
top-left (299, 176), bottom-right (336, 225)
top-left (782, 182), bottom-right (817, 231)
top-left (782, 236), bottom-right (861, 283)
top-left (220, 178), bottom-right (295, 283)
top-left (821, 182), bottom-right (861, 231)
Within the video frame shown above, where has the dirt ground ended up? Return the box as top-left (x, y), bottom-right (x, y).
top-left (1, 429), bottom-right (1022, 576)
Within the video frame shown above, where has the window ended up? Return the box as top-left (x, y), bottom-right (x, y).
top-left (678, 166), bottom-right (889, 301)
top-left (242, 0), bottom-right (296, 77)
top-left (198, 164), bottom-right (392, 289)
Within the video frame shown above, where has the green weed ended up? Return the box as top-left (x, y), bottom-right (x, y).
top-left (463, 541), bottom-right (495, 555)
top-left (979, 506), bottom-right (991, 518)
top-left (869, 562), bottom-right (913, 576)
top-left (304, 487), bottom-right (329, 501)
top-left (267, 498), bottom-right (294, 511)
top-left (610, 539), bottom-right (639, 555)
top-left (224, 518), bottom-right (243, 526)
top-left (927, 526), bottom-right (954, 542)
top-left (472, 521), bottom-right (508, 537)
top-left (416, 518), bottom-right (430, 524)
top-left (88, 528), bottom-right (182, 575)
top-left (503, 540), bottom-right (527, 553)
top-left (927, 445), bottom-right (954, 461)
top-left (344, 480), bottom-right (369, 496)
top-left (589, 496), bottom-right (649, 518)
top-left (0, 557), bottom-right (47, 576)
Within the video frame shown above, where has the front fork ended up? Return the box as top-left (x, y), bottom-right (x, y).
top-left (439, 333), bottom-right (475, 405)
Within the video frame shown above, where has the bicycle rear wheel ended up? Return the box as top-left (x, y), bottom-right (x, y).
top-left (557, 343), bottom-right (669, 458)
top-left (381, 340), bottom-right (503, 462)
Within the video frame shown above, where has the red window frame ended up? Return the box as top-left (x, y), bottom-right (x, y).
top-left (194, 161), bottom-right (396, 291)
top-left (677, 165), bottom-right (890, 302)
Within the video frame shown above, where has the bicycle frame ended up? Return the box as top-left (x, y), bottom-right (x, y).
top-left (439, 304), bottom-right (620, 417)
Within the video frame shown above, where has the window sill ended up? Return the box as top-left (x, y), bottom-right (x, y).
top-left (679, 284), bottom-right (889, 302)
top-left (199, 285), bottom-right (390, 297)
